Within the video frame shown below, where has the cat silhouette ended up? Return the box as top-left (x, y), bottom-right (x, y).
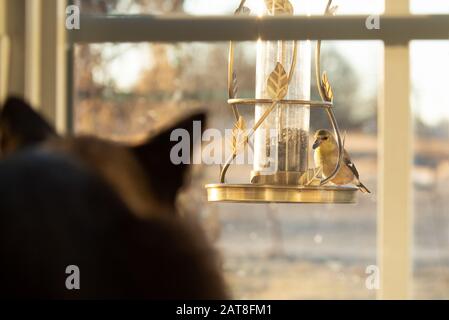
top-left (0, 97), bottom-right (227, 299)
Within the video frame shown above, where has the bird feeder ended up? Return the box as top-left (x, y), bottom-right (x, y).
top-left (206, 0), bottom-right (358, 203)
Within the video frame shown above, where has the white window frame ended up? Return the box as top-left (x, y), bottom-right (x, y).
top-left (0, 0), bottom-right (67, 132)
top-left (0, 0), bottom-right (8, 103)
top-left (2, 0), bottom-right (449, 299)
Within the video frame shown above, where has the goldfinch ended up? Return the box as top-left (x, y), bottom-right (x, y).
top-left (312, 129), bottom-right (370, 193)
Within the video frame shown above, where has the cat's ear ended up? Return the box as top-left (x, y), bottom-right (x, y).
top-left (131, 112), bottom-right (206, 206)
top-left (0, 97), bottom-right (57, 156)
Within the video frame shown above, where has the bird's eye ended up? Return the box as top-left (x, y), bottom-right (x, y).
top-left (322, 137), bottom-right (328, 140)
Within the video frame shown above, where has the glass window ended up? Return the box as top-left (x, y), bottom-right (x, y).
top-left (411, 0), bottom-right (449, 14)
top-left (73, 37), bottom-right (381, 298)
top-left (75, 0), bottom-right (384, 16)
top-left (411, 40), bottom-right (449, 299)
top-left (72, 0), bottom-right (388, 299)
top-left (411, 2), bottom-right (449, 300)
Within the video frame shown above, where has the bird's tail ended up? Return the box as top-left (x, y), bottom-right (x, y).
top-left (356, 181), bottom-right (371, 194)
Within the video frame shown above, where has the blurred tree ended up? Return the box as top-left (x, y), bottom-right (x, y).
top-left (311, 47), bottom-right (373, 131)
top-left (415, 117), bottom-right (449, 139)
top-left (76, 0), bottom-right (114, 13)
top-left (75, 45), bottom-right (104, 99)
top-left (75, 0), bottom-right (186, 136)
top-left (74, 2), bottom-right (374, 137)
top-left (77, 0), bottom-right (185, 14)
top-left (134, 44), bottom-right (178, 97)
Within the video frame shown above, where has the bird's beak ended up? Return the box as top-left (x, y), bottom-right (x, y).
top-left (312, 138), bottom-right (322, 150)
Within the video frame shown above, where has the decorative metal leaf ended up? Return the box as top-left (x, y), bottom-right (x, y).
top-left (230, 71), bottom-right (238, 98)
top-left (301, 167), bottom-right (323, 186)
top-left (267, 62), bottom-right (289, 100)
top-left (265, 0), bottom-right (294, 15)
top-left (324, 0), bottom-right (338, 16)
top-left (231, 116), bottom-right (247, 154)
top-left (236, 6), bottom-right (251, 15)
top-left (327, 5), bottom-right (338, 16)
top-left (321, 72), bottom-right (334, 102)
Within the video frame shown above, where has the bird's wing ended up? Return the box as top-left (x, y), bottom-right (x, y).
top-left (343, 150), bottom-right (360, 180)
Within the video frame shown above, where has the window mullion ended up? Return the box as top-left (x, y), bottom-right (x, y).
top-left (378, 0), bottom-right (412, 300)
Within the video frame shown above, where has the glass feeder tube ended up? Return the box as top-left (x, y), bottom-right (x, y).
top-left (253, 6), bottom-right (311, 182)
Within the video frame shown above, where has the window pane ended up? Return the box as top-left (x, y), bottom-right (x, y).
top-left (411, 40), bottom-right (449, 299)
top-left (411, 0), bottom-right (449, 14)
top-left (73, 39), bottom-right (380, 298)
top-left (75, 0), bottom-right (384, 15)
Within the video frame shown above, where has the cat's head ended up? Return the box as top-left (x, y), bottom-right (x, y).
top-left (0, 97), bottom-right (56, 157)
top-left (0, 97), bottom-right (206, 216)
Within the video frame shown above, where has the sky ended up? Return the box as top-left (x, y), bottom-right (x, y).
top-left (102, 0), bottom-right (449, 126)
top-left (184, 0), bottom-right (449, 15)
